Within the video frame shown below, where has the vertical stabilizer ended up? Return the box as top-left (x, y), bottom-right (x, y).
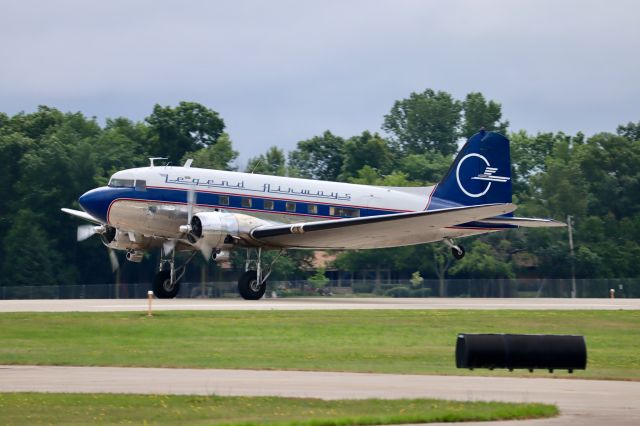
top-left (432, 131), bottom-right (512, 206)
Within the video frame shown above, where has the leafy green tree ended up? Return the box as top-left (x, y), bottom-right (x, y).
top-left (2, 209), bottom-right (62, 286)
top-left (288, 131), bottom-right (345, 180)
top-left (510, 131), bottom-right (585, 210)
top-left (0, 112), bottom-right (9, 130)
top-left (617, 121), bottom-right (640, 141)
top-left (246, 146), bottom-right (286, 176)
top-left (432, 245), bottom-right (453, 296)
top-left (146, 102), bottom-right (225, 163)
top-left (339, 131), bottom-right (394, 181)
top-left (6, 105), bottom-right (66, 140)
top-left (0, 133), bottom-right (34, 273)
top-left (347, 167), bottom-right (413, 187)
top-left (409, 271), bottom-right (424, 289)
top-left (533, 151), bottom-right (588, 219)
top-left (460, 92), bottom-right (509, 138)
top-left (449, 240), bottom-right (514, 279)
top-left (382, 89), bottom-right (462, 156)
top-left (93, 117), bottom-right (149, 185)
top-left (397, 152), bottom-right (452, 185)
top-left (182, 133), bottom-right (238, 171)
top-left (574, 132), bottom-right (640, 219)
top-left (308, 267), bottom-right (330, 289)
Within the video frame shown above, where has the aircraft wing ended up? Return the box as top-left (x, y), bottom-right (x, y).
top-left (61, 208), bottom-right (103, 224)
top-left (251, 203), bottom-right (517, 249)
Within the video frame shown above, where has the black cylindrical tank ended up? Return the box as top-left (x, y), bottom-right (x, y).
top-left (455, 333), bottom-right (587, 372)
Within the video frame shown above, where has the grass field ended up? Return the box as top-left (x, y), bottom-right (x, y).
top-left (0, 310), bottom-right (638, 380)
top-left (0, 393), bottom-right (558, 425)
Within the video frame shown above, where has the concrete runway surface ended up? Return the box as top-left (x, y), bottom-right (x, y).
top-left (1, 297), bottom-right (639, 312)
top-left (1, 365), bottom-right (639, 425)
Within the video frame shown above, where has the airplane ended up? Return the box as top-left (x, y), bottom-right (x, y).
top-left (62, 130), bottom-right (564, 300)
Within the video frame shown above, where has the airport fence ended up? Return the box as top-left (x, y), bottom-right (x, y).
top-left (0, 277), bottom-right (637, 299)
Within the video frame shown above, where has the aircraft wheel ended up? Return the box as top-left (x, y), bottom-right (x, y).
top-left (238, 270), bottom-right (266, 300)
top-left (452, 245), bottom-right (465, 260)
top-left (152, 270), bottom-right (180, 299)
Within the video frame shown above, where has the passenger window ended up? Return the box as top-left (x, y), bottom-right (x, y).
top-left (242, 198), bottom-right (252, 208)
top-left (135, 180), bottom-right (146, 191)
top-left (286, 202), bottom-right (296, 212)
top-left (219, 195), bottom-right (229, 206)
top-left (330, 207), bottom-right (360, 218)
top-left (264, 199), bottom-right (274, 210)
top-left (308, 205), bottom-right (318, 214)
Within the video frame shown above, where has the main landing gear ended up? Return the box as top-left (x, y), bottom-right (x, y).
top-left (444, 238), bottom-right (466, 260)
top-left (238, 248), bottom-right (285, 300)
top-left (151, 246), bottom-right (285, 300)
top-left (152, 248), bottom-right (197, 298)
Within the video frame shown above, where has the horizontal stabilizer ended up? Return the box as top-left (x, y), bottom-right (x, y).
top-left (481, 216), bottom-right (566, 228)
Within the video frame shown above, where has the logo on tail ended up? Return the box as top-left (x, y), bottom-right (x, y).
top-left (455, 153), bottom-right (511, 198)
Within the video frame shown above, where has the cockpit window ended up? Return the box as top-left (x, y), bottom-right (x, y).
top-left (135, 180), bottom-right (147, 191)
top-left (108, 178), bottom-right (135, 188)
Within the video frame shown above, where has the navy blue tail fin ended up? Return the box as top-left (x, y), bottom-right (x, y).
top-left (431, 130), bottom-right (512, 207)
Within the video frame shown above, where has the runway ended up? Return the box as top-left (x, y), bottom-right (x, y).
top-left (1, 297), bottom-right (638, 312)
top-left (1, 365), bottom-right (639, 425)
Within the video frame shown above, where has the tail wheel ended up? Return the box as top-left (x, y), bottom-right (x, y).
top-left (452, 245), bottom-right (466, 260)
top-left (152, 270), bottom-right (180, 299)
top-left (238, 270), bottom-right (266, 300)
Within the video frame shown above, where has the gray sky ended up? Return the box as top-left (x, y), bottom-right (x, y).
top-left (1, 0), bottom-right (639, 167)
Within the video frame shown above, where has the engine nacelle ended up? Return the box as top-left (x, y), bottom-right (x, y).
top-left (103, 228), bottom-right (156, 251)
top-left (190, 211), bottom-right (240, 249)
top-left (189, 211), bottom-right (271, 248)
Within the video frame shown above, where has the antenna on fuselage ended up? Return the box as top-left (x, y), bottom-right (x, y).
top-left (149, 157), bottom-right (168, 167)
top-left (250, 158), bottom-right (263, 174)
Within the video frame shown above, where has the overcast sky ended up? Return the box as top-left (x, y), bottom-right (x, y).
top-left (1, 0), bottom-right (639, 167)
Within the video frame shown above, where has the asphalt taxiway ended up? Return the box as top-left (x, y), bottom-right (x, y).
top-left (1, 365), bottom-right (638, 425)
top-left (0, 297), bottom-right (638, 312)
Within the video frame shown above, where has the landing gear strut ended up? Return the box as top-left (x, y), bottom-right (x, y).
top-left (238, 248), bottom-right (285, 300)
top-left (152, 248), bottom-right (197, 299)
top-left (444, 238), bottom-right (465, 260)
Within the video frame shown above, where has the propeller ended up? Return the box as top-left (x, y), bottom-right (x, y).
top-left (179, 186), bottom-right (213, 261)
top-left (187, 186), bottom-right (196, 224)
top-left (108, 248), bottom-right (120, 272)
top-left (77, 225), bottom-right (120, 272)
top-left (198, 241), bottom-right (213, 261)
top-left (76, 224), bottom-right (120, 271)
top-left (163, 240), bottom-right (176, 257)
top-left (77, 224), bottom-right (105, 242)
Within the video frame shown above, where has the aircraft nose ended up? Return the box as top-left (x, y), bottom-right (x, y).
top-left (78, 187), bottom-right (111, 223)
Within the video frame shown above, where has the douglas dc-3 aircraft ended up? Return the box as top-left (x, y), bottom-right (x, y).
top-left (62, 130), bottom-right (564, 299)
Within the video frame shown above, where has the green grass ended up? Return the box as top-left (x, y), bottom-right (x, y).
top-left (0, 310), bottom-right (638, 379)
top-left (0, 393), bottom-right (558, 425)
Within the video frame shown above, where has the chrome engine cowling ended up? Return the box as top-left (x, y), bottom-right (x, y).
top-left (190, 211), bottom-right (240, 249)
top-left (189, 211), bottom-right (270, 248)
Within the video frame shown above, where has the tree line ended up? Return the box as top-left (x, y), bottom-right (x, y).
top-left (1, 91), bottom-right (639, 290)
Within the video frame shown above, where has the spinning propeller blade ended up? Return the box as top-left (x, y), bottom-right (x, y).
top-left (77, 225), bottom-right (96, 242)
top-left (199, 241), bottom-right (213, 261)
top-left (163, 240), bottom-right (176, 256)
top-left (108, 248), bottom-right (120, 272)
top-left (187, 186), bottom-right (197, 223)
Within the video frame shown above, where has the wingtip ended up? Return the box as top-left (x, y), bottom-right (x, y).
top-left (547, 219), bottom-right (568, 227)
